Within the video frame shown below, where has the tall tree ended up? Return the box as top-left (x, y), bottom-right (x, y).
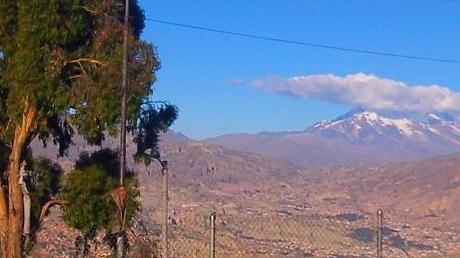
top-left (0, 1), bottom-right (177, 257)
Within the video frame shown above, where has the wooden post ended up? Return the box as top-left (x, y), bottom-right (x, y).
top-left (162, 161), bottom-right (169, 258)
top-left (210, 212), bottom-right (216, 258)
top-left (117, 0), bottom-right (130, 256)
top-left (377, 209), bottom-right (383, 258)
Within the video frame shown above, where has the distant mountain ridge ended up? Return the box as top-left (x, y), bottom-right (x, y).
top-left (206, 110), bottom-right (460, 167)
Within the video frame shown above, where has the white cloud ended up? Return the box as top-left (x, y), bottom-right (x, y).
top-left (253, 73), bottom-right (460, 115)
top-left (229, 78), bottom-right (245, 86)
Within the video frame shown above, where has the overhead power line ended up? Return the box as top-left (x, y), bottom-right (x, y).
top-left (144, 18), bottom-right (460, 65)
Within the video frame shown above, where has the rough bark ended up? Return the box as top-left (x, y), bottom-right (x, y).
top-left (0, 174), bottom-right (8, 258)
top-left (6, 103), bottom-right (37, 258)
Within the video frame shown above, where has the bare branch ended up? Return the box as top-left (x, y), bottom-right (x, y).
top-left (79, 6), bottom-right (97, 15)
top-left (65, 75), bottom-right (84, 81)
top-left (67, 58), bottom-right (105, 67)
top-left (39, 199), bottom-right (67, 223)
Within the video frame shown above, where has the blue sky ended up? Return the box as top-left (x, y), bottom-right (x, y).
top-left (138, 0), bottom-right (460, 139)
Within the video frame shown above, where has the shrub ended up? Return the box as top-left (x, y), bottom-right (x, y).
top-left (28, 158), bottom-right (63, 228)
top-left (62, 149), bottom-right (140, 237)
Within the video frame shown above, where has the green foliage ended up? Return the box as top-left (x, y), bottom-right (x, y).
top-left (0, 0), bottom-right (177, 161)
top-left (0, 1), bottom-right (174, 255)
top-left (131, 103), bottom-right (178, 165)
top-left (26, 158), bottom-right (63, 228)
top-left (62, 149), bottom-right (139, 236)
top-left (62, 165), bottom-right (117, 235)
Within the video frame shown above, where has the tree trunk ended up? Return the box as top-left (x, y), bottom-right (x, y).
top-left (0, 175), bottom-right (8, 258)
top-left (6, 103), bottom-right (37, 258)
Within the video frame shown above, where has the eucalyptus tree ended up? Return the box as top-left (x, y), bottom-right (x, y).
top-left (0, 1), bottom-right (176, 257)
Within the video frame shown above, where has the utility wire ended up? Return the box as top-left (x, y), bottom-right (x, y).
top-left (144, 18), bottom-right (460, 65)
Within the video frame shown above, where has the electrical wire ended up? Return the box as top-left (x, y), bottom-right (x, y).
top-left (144, 18), bottom-right (460, 65)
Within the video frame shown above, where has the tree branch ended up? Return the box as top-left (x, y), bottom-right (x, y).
top-left (65, 75), bottom-right (84, 81)
top-left (66, 58), bottom-right (105, 67)
top-left (79, 6), bottom-right (97, 15)
top-left (64, 61), bottom-right (97, 85)
top-left (39, 199), bottom-right (67, 223)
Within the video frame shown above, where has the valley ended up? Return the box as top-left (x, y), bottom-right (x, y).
top-left (30, 114), bottom-right (460, 257)
top-left (136, 133), bottom-right (460, 257)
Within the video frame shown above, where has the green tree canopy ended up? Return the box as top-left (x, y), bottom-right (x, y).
top-left (0, 1), bottom-right (176, 257)
top-left (0, 0), bottom-right (177, 153)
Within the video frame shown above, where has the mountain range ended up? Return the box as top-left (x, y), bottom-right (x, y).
top-left (207, 110), bottom-right (460, 167)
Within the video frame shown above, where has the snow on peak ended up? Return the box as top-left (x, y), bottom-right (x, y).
top-left (309, 111), bottom-right (419, 137)
top-left (356, 111), bottom-right (379, 119)
top-left (355, 112), bottom-right (416, 136)
top-left (427, 113), bottom-right (441, 120)
top-left (426, 113), bottom-right (445, 126)
top-left (381, 117), bottom-right (414, 136)
top-left (304, 110), bottom-right (460, 147)
top-left (313, 120), bottom-right (332, 128)
top-left (353, 111), bottom-right (379, 124)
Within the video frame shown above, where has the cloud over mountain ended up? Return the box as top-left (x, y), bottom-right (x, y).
top-left (253, 73), bottom-right (460, 115)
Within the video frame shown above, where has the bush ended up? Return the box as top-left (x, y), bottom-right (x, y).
top-left (27, 158), bottom-right (63, 228)
top-left (62, 149), bottom-right (140, 237)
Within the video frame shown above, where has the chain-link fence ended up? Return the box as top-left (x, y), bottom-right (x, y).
top-left (168, 214), bottom-right (210, 257)
top-left (379, 216), bottom-right (460, 258)
top-left (213, 212), bottom-right (376, 257)
top-left (139, 209), bottom-right (460, 258)
top-left (136, 172), bottom-right (460, 258)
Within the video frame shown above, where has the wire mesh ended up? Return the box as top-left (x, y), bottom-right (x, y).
top-left (168, 214), bottom-right (210, 258)
top-left (379, 219), bottom-right (460, 258)
top-left (136, 173), bottom-right (460, 258)
top-left (139, 208), bottom-right (460, 258)
top-left (213, 212), bottom-right (377, 257)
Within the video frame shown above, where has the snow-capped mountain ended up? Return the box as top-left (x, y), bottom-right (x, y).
top-left (206, 110), bottom-right (460, 167)
top-left (307, 111), bottom-right (460, 145)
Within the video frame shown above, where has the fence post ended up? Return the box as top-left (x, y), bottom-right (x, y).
top-left (377, 209), bottom-right (383, 258)
top-left (162, 161), bottom-right (169, 258)
top-left (210, 212), bottom-right (216, 258)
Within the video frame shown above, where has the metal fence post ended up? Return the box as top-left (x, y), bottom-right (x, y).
top-left (377, 209), bottom-right (383, 258)
top-left (210, 212), bottom-right (216, 258)
top-left (162, 161), bottom-right (169, 258)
